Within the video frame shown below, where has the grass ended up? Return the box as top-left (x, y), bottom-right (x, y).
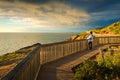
top-left (71, 21), bottom-right (120, 40)
top-left (0, 45), bottom-right (36, 79)
top-left (0, 45), bottom-right (36, 64)
top-left (92, 21), bottom-right (120, 34)
top-left (0, 52), bottom-right (27, 63)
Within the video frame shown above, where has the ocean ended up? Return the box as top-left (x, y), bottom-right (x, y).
top-left (0, 33), bottom-right (78, 55)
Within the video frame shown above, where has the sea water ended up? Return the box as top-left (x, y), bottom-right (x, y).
top-left (0, 33), bottom-right (78, 55)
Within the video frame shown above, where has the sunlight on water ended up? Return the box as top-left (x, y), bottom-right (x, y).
top-left (0, 33), bottom-right (78, 55)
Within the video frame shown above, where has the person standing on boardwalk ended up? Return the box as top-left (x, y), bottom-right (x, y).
top-left (87, 31), bottom-right (93, 50)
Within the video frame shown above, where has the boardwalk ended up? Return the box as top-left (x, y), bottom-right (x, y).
top-left (37, 45), bottom-right (109, 80)
top-left (2, 36), bottom-right (120, 80)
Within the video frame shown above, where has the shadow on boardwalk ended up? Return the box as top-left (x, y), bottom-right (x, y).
top-left (37, 45), bottom-right (108, 80)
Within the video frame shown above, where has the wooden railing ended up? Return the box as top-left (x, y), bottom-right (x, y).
top-left (2, 36), bottom-right (120, 80)
top-left (2, 44), bottom-right (41, 80)
top-left (98, 36), bottom-right (120, 44)
top-left (40, 36), bottom-right (120, 64)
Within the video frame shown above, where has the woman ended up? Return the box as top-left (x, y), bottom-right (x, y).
top-left (87, 31), bottom-right (93, 50)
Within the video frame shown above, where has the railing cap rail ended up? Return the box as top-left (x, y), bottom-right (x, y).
top-left (42, 36), bottom-right (120, 46)
top-left (42, 39), bottom-right (87, 46)
top-left (2, 43), bottom-right (41, 80)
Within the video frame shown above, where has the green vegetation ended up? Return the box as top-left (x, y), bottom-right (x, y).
top-left (74, 50), bottom-right (120, 80)
top-left (92, 21), bottom-right (120, 34)
top-left (0, 52), bottom-right (27, 63)
top-left (0, 45), bottom-right (36, 64)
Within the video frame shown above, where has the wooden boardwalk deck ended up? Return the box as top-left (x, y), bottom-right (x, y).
top-left (2, 36), bottom-right (120, 80)
top-left (37, 45), bottom-right (109, 80)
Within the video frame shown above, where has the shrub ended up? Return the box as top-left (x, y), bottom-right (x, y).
top-left (74, 52), bottom-right (120, 80)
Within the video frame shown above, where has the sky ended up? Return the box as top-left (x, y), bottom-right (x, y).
top-left (0, 0), bottom-right (120, 32)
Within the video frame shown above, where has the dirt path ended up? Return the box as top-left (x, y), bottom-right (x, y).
top-left (86, 31), bottom-right (120, 37)
top-left (37, 45), bottom-right (109, 80)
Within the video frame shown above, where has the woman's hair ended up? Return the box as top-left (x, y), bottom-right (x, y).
top-left (90, 31), bottom-right (92, 34)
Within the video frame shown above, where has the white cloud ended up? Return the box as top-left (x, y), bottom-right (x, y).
top-left (0, 26), bottom-right (26, 32)
top-left (0, 1), bottom-right (90, 32)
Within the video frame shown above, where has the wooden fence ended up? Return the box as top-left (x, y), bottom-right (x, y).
top-left (2, 36), bottom-right (120, 80)
top-left (40, 36), bottom-right (120, 64)
top-left (2, 44), bottom-right (41, 80)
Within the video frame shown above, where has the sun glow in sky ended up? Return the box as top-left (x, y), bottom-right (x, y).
top-left (0, 0), bottom-right (120, 32)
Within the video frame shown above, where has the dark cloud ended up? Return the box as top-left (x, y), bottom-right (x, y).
top-left (88, 1), bottom-right (120, 28)
top-left (63, 0), bottom-right (120, 29)
top-left (66, 0), bottom-right (120, 12)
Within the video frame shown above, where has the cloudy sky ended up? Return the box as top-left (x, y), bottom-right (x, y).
top-left (0, 0), bottom-right (120, 32)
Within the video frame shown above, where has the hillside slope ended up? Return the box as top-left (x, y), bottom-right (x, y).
top-left (69, 20), bottom-right (120, 40)
top-left (92, 20), bottom-right (120, 34)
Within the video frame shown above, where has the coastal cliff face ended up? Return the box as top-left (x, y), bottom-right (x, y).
top-left (69, 20), bottom-right (120, 40)
top-left (69, 32), bottom-right (89, 40)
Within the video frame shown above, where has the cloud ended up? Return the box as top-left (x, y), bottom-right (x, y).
top-left (1, 0), bottom-right (119, 32)
top-left (0, 1), bottom-right (90, 28)
top-left (0, 26), bottom-right (26, 32)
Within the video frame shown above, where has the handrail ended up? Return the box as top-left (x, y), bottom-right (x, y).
top-left (40, 39), bottom-right (88, 64)
top-left (1, 36), bottom-right (120, 80)
top-left (2, 44), bottom-right (41, 80)
top-left (40, 36), bottom-right (120, 64)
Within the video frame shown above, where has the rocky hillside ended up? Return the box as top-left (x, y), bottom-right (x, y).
top-left (69, 20), bottom-right (120, 40)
